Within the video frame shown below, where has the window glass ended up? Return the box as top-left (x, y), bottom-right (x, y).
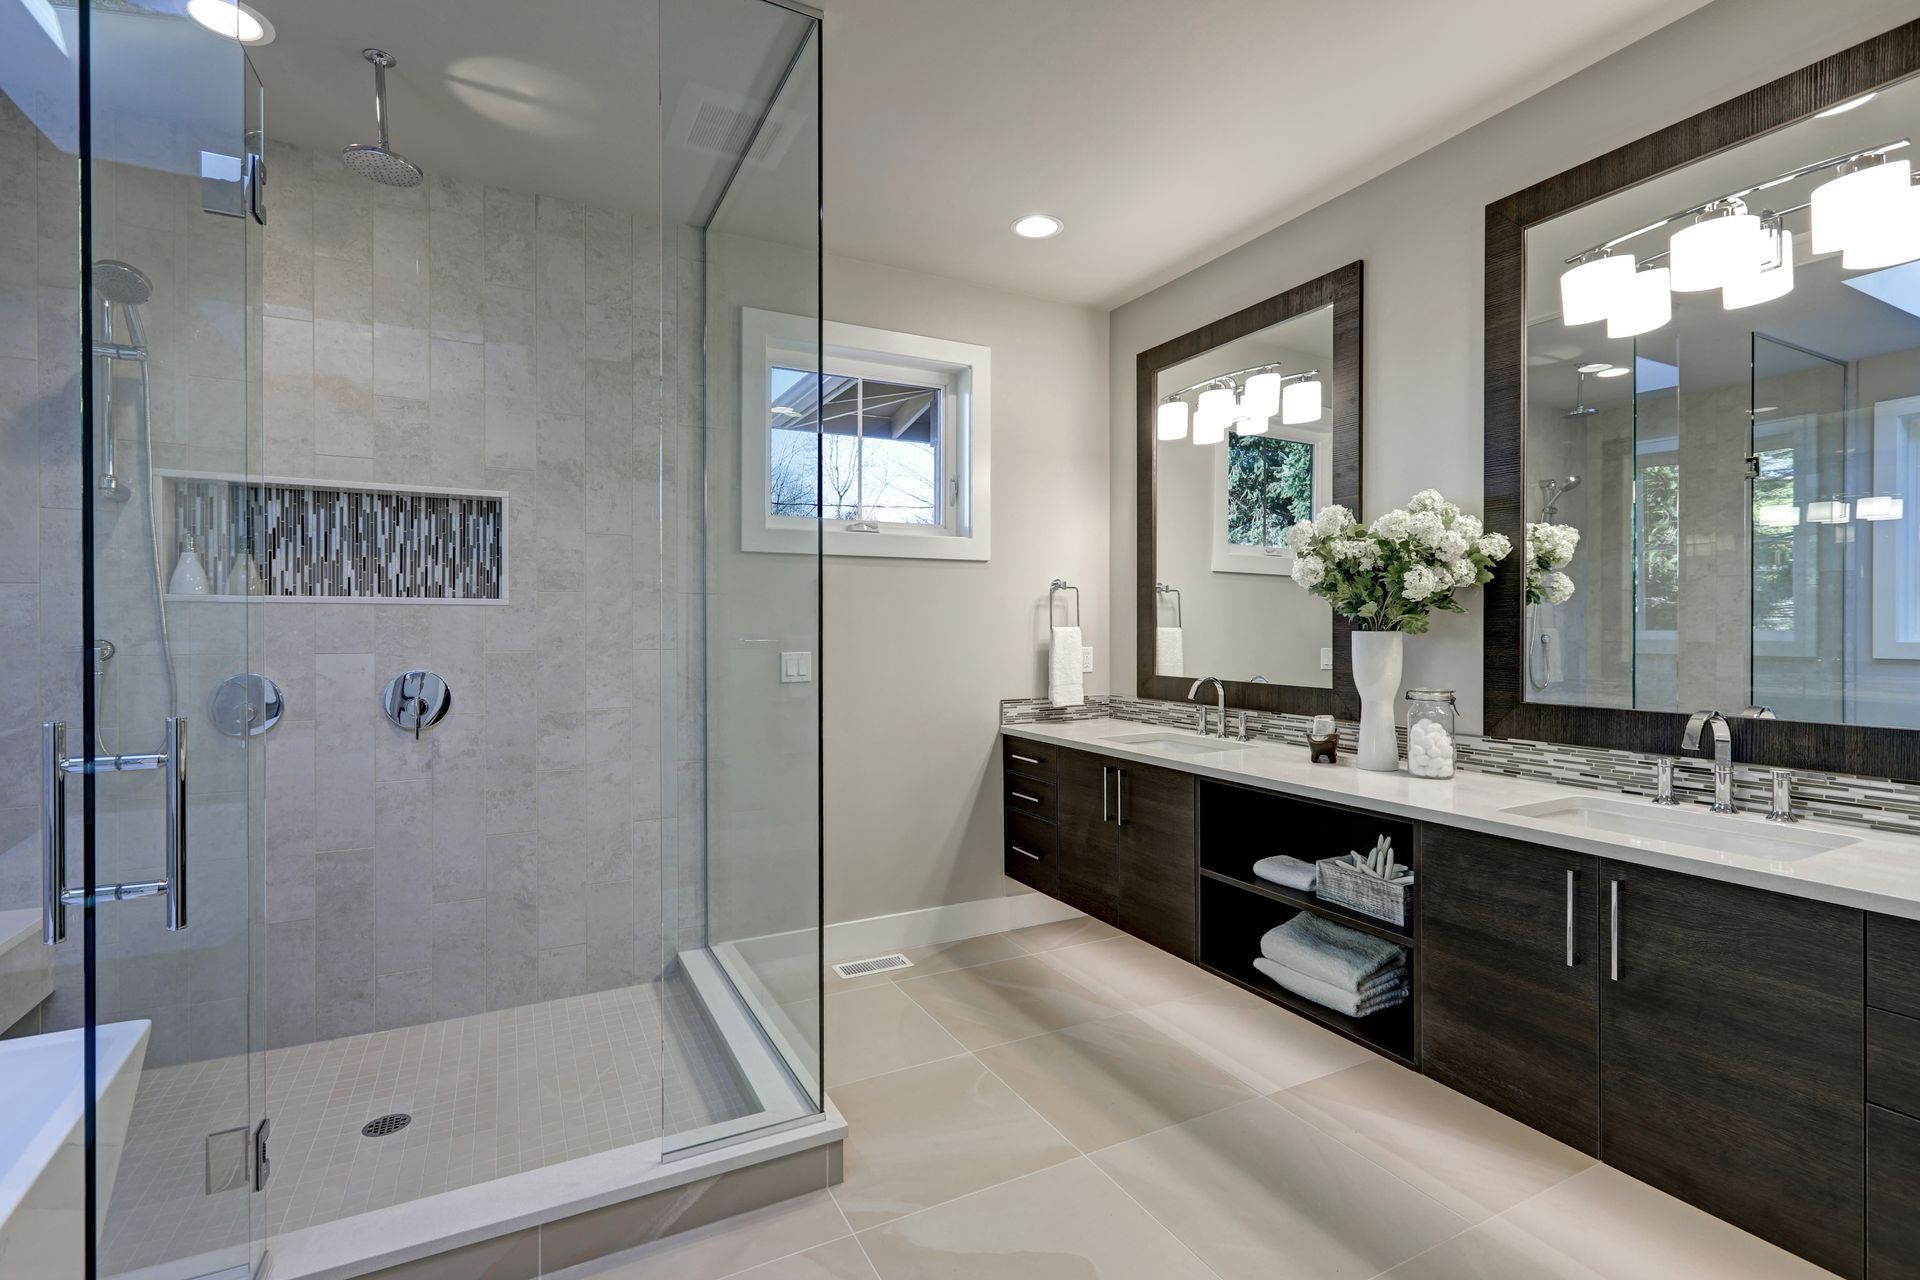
top-left (767, 367), bottom-right (942, 526)
top-left (1226, 433), bottom-right (1314, 549)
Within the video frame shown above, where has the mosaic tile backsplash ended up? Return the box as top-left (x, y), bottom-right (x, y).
top-left (169, 477), bottom-right (505, 601)
top-left (1002, 694), bottom-right (1920, 839)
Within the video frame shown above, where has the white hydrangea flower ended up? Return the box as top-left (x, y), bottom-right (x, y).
top-left (1477, 532), bottom-right (1513, 561)
top-left (1408, 489), bottom-right (1447, 514)
top-left (1544, 569), bottom-right (1575, 604)
top-left (1407, 510), bottom-right (1447, 548)
top-left (1330, 538), bottom-right (1377, 568)
top-left (1292, 554), bottom-right (1327, 589)
top-left (1401, 564), bottom-right (1439, 601)
top-left (1449, 558), bottom-right (1476, 583)
top-left (1284, 520), bottom-right (1315, 554)
top-left (1453, 513), bottom-right (1484, 542)
top-left (1437, 528), bottom-right (1470, 560)
top-left (1312, 504), bottom-right (1353, 537)
top-left (1370, 509), bottom-right (1410, 542)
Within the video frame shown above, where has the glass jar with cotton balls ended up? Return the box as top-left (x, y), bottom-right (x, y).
top-left (1405, 689), bottom-right (1457, 779)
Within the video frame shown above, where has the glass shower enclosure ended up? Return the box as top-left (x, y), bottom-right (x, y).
top-left (0, 1), bottom-right (825, 1276)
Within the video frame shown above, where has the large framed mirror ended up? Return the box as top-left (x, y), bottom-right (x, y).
top-left (1138, 261), bottom-right (1363, 716)
top-left (1486, 21), bottom-right (1920, 777)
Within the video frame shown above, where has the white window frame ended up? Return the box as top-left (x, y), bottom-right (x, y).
top-left (1750, 414), bottom-right (1823, 660)
top-left (742, 307), bottom-right (991, 561)
top-left (1209, 424), bottom-right (1330, 576)
top-left (1872, 394), bottom-right (1920, 660)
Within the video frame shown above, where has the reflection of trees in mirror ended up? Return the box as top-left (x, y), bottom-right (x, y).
top-left (768, 367), bottom-right (941, 524)
top-left (1637, 460), bottom-right (1680, 632)
top-left (1227, 434), bottom-right (1314, 547)
top-left (1751, 446), bottom-right (1798, 635)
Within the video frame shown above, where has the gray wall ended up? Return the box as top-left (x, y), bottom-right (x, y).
top-left (1106, 0), bottom-right (1920, 733)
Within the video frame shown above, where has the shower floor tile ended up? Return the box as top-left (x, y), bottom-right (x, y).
top-left (99, 975), bottom-right (756, 1276)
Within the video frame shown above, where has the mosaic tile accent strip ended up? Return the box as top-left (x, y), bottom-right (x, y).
top-left (169, 477), bottom-right (505, 600)
top-left (1001, 695), bottom-right (1920, 838)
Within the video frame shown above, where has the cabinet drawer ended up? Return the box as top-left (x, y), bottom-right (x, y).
top-left (1005, 775), bottom-right (1057, 821)
top-left (1006, 811), bottom-right (1058, 896)
top-left (1003, 737), bottom-right (1058, 782)
top-left (1870, 1105), bottom-right (1920, 1279)
top-left (1869, 914), bottom-right (1920, 1020)
top-left (1869, 1007), bottom-right (1920, 1121)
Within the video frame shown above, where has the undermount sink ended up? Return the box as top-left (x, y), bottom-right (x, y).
top-left (1503, 795), bottom-right (1858, 861)
top-left (1102, 729), bottom-right (1257, 755)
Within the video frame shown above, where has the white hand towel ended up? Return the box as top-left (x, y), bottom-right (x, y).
top-left (1252, 855), bottom-right (1317, 892)
top-left (1156, 626), bottom-right (1184, 677)
top-left (1049, 626), bottom-right (1084, 708)
top-left (1259, 913), bottom-right (1405, 990)
top-left (1253, 957), bottom-right (1409, 1018)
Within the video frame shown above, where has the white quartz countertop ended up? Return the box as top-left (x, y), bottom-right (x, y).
top-left (1002, 717), bottom-right (1920, 922)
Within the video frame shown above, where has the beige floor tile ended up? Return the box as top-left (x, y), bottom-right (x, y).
top-left (855, 1159), bottom-right (1217, 1279)
top-left (1274, 1058), bottom-right (1594, 1223)
top-left (974, 1012), bottom-right (1254, 1150)
top-left (828, 934), bottom-right (1027, 993)
top-left (893, 955), bottom-right (1131, 1050)
top-left (831, 1055), bottom-right (1078, 1232)
top-left (1132, 984), bottom-right (1379, 1092)
top-left (1005, 916), bottom-right (1123, 954)
top-left (550, 1188), bottom-right (849, 1280)
top-left (1379, 1164), bottom-right (1840, 1280)
top-left (1034, 934), bottom-right (1226, 1008)
top-left (720, 1236), bottom-right (878, 1279)
top-left (825, 983), bottom-right (967, 1086)
top-left (1093, 1096), bottom-right (1469, 1280)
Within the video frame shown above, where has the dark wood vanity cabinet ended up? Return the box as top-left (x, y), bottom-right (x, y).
top-left (1419, 828), bottom-right (1600, 1154)
top-left (1599, 860), bottom-right (1866, 1279)
top-left (1004, 739), bottom-right (1197, 961)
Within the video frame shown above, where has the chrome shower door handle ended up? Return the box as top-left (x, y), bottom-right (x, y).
top-left (165, 717), bottom-right (188, 931)
top-left (42, 722), bottom-right (67, 944)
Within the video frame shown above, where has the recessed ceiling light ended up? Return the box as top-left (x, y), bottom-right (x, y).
top-left (1816, 93), bottom-right (1877, 119)
top-left (1594, 366), bottom-right (1631, 378)
top-left (187, 0), bottom-right (275, 45)
top-left (1575, 362), bottom-right (1611, 374)
top-left (1011, 213), bottom-right (1063, 239)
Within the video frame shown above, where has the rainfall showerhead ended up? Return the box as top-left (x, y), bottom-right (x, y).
top-left (342, 49), bottom-right (423, 188)
top-left (92, 259), bottom-right (152, 306)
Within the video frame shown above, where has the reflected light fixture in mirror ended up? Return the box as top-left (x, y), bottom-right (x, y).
top-left (1607, 266), bottom-right (1672, 338)
top-left (1842, 185), bottom-right (1920, 268)
top-left (1560, 253), bottom-right (1636, 324)
top-left (1194, 387), bottom-right (1233, 445)
top-left (1594, 364), bottom-right (1631, 378)
top-left (1283, 375), bottom-right (1323, 424)
top-left (1669, 203), bottom-right (1762, 291)
top-left (1243, 370), bottom-right (1282, 417)
top-left (1157, 398), bottom-right (1191, 441)
top-left (186, 0), bottom-right (273, 43)
top-left (1724, 222), bottom-right (1794, 309)
top-left (1806, 498), bottom-right (1852, 525)
top-left (1857, 495), bottom-right (1905, 520)
top-left (1812, 159), bottom-right (1909, 253)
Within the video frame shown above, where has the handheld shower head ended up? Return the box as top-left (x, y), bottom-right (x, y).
top-left (93, 259), bottom-right (152, 306)
top-left (342, 49), bottom-right (424, 188)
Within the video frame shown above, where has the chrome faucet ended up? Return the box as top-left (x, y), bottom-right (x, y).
top-left (1681, 709), bottom-right (1735, 813)
top-left (1187, 676), bottom-right (1226, 739)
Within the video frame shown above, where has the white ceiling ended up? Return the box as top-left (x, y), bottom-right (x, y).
top-left (817, 0), bottom-right (1715, 308)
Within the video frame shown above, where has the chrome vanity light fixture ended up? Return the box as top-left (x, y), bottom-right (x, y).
top-left (1558, 138), bottom-right (1920, 333)
top-left (1161, 366), bottom-right (1322, 445)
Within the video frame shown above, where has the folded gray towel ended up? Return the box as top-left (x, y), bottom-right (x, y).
top-left (1259, 913), bottom-right (1405, 991)
top-left (1252, 855), bottom-right (1317, 891)
top-left (1253, 957), bottom-right (1409, 1018)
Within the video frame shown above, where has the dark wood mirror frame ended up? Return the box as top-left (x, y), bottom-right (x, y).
top-left (1483, 20), bottom-right (1920, 781)
top-left (1137, 260), bottom-right (1364, 718)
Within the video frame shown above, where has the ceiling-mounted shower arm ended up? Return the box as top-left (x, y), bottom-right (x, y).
top-left (365, 48), bottom-right (395, 149)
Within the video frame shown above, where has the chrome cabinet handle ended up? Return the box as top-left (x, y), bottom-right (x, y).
top-left (1102, 766), bottom-right (1112, 822)
top-left (1011, 753), bottom-right (1042, 765)
top-left (1609, 878), bottom-right (1621, 982)
top-left (1010, 791), bottom-right (1042, 805)
top-left (1565, 868), bottom-right (1577, 967)
top-left (165, 717), bottom-right (188, 931)
top-left (1010, 845), bottom-right (1041, 860)
top-left (1115, 769), bottom-right (1127, 826)
top-left (42, 722), bottom-right (66, 944)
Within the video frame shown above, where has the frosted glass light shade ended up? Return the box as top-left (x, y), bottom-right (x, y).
top-left (1813, 160), bottom-right (1911, 254)
top-left (1560, 254), bottom-right (1635, 325)
top-left (1756, 503), bottom-right (1800, 529)
top-left (1243, 371), bottom-right (1282, 418)
top-left (1856, 495), bottom-right (1904, 521)
top-left (1237, 412), bottom-right (1271, 436)
top-left (1156, 399), bottom-right (1190, 441)
top-left (1841, 185), bottom-right (1920, 269)
top-left (1724, 228), bottom-right (1795, 309)
top-left (1194, 387), bottom-right (1233, 445)
top-left (1806, 499), bottom-right (1852, 525)
top-left (1606, 267), bottom-right (1672, 339)
top-left (1669, 212), bottom-right (1761, 291)
top-left (1282, 378), bottom-right (1323, 425)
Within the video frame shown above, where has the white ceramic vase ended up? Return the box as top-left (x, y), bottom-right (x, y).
top-left (1352, 630), bottom-right (1405, 772)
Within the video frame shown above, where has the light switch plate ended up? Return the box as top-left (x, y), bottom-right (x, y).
top-left (1320, 647), bottom-right (1333, 671)
top-left (1081, 646), bottom-right (1095, 673)
top-left (780, 651), bottom-right (813, 683)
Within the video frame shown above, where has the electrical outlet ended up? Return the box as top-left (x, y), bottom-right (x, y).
top-left (1320, 647), bottom-right (1333, 671)
top-left (1081, 646), bottom-right (1095, 673)
top-left (779, 651), bottom-right (812, 683)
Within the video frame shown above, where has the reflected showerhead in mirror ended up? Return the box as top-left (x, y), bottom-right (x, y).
top-left (342, 49), bottom-right (424, 188)
top-left (1537, 475), bottom-right (1582, 522)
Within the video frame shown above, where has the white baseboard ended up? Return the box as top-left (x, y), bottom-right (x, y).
top-left (824, 883), bottom-right (1082, 964)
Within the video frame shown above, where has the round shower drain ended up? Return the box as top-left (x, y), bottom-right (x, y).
top-left (361, 1113), bottom-right (412, 1138)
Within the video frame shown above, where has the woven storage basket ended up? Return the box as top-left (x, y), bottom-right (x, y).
top-left (1315, 857), bottom-right (1411, 927)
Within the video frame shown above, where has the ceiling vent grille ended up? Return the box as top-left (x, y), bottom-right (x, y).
top-left (669, 84), bottom-right (802, 170)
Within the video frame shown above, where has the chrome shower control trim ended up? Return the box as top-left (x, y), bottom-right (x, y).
top-left (382, 671), bottom-right (451, 740)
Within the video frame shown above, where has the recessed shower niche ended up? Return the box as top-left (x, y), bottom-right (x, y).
top-left (160, 472), bottom-right (508, 602)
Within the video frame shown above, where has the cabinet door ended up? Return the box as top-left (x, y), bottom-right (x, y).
top-left (1870, 1105), bottom-right (1920, 1280)
top-left (1113, 761), bottom-right (1197, 961)
top-left (1600, 860), bottom-right (1865, 1279)
top-left (1420, 828), bottom-right (1600, 1153)
top-left (1055, 750), bottom-right (1118, 924)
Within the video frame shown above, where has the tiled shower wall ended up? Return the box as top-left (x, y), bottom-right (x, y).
top-left (256, 141), bottom-right (674, 1048)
